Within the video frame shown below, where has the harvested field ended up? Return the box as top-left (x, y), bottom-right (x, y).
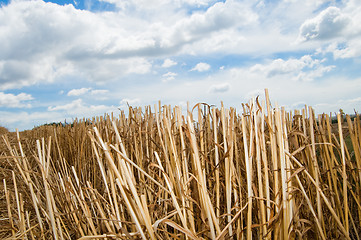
top-left (1, 90), bottom-right (360, 239)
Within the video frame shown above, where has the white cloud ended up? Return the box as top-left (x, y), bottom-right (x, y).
top-left (67, 87), bottom-right (91, 96)
top-left (300, 1), bottom-right (361, 58)
top-left (0, 0), bottom-right (154, 89)
top-left (0, 111), bottom-right (64, 131)
top-left (209, 83), bottom-right (230, 93)
top-left (298, 7), bottom-right (350, 42)
top-left (90, 89), bottom-right (109, 95)
top-left (0, 58), bottom-right (64, 90)
top-left (98, 0), bottom-right (172, 11)
top-left (314, 96), bottom-right (361, 114)
top-left (119, 98), bottom-right (141, 106)
top-left (100, 0), bottom-right (218, 10)
top-left (319, 40), bottom-right (361, 59)
top-left (0, 0), bottom-right (327, 91)
top-left (71, 58), bottom-right (152, 83)
top-left (0, 92), bottom-right (33, 108)
top-left (181, 0), bottom-right (211, 7)
top-left (166, 1), bottom-right (258, 51)
top-left (245, 89), bottom-right (264, 100)
top-left (250, 55), bottom-right (334, 81)
top-left (196, 65), bottom-right (361, 115)
top-left (162, 58), bottom-right (177, 68)
top-left (90, 89), bottom-right (109, 100)
top-left (1, 0), bottom-right (361, 131)
top-left (191, 62), bottom-right (211, 72)
top-left (162, 72), bottom-right (177, 82)
top-left (67, 88), bottom-right (109, 99)
top-left (48, 99), bottom-right (84, 111)
top-left (48, 99), bottom-right (115, 116)
top-left (293, 65), bottom-right (334, 82)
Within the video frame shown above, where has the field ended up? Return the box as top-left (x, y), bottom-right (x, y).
top-left (1, 89), bottom-right (360, 239)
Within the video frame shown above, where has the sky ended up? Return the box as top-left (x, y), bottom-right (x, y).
top-left (0, 0), bottom-right (361, 131)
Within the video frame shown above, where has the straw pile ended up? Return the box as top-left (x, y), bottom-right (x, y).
top-left (1, 89), bottom-right (360, 239)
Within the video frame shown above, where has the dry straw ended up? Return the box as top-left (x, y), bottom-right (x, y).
top-left (0, 89), bottom-right (360, 239)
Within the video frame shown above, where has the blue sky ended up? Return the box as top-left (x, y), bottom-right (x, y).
top-left (0, 0), bottom-right (361, 131)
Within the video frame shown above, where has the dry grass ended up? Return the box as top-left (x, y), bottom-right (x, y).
top-left (0, 126), bottom-right (9, 135)
top-left (0, 89), bottom-right (360, 239)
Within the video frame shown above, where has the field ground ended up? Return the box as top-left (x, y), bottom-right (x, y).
top-left (1, 93), bottom-right (361, 239)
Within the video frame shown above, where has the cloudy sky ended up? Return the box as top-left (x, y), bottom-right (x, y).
top-left (0, 0), bottom-right (360, 130)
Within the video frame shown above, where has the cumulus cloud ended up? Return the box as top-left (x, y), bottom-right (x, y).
top-left (293, 65), bottom-right (334, 82)
top-left (0, 92), bottom-right (33, 108)
top-left (0, 0), bottom-right (154, 89)
top-left (0, 110), bottom-right (64, 131)
top-left (100, 0), bottom-right (217, 11)
top-left (162, 72), bottom-right (177, 82)
top-left (162, 58), bottom-right (177, 68)
top-left (319, 41), bottom-right (361, 59)
top-left (245, 89), bottom-right (264, 99)
top-left (67, 88), bottom-right (91, 96)
top-left (165, 1), bottom-right (257, 52)
top-left (48, 99), bottom-right (115, 116)
top-left (0, 58), bottom-right (63, 90)
top-left (119, 98), bottom-right (141, 106)
top-left (296, 1), bottom-right (361, 58)
top-left (98, 0), bottom-right (172, 11)
top-left (1, 0), bottom-right (361, 131)
top-left (181, 0), bottom-right (212, 7)
top-left (0, 0), bottom-right (291, 91)
top-left (68, 57), bottom-right (152, 83)
top-left (67, 88), bottom-right (109, 100)
top-left (183, 1), bottom-right (257, 35)
top-left (250, 55), bottom-right (334, 81)
top-left (314, 96), bottom-right (361, 114)
top-left (191, 62), bottom-right (211, 72)
top-left (209, 83), bottom-right (230, 93)
top-left (90, 89), bottom-right (109, 95)
top-left (48, 99), bottom-right (84, 111)
top-left (298, 7), bottom-right (350, 42)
